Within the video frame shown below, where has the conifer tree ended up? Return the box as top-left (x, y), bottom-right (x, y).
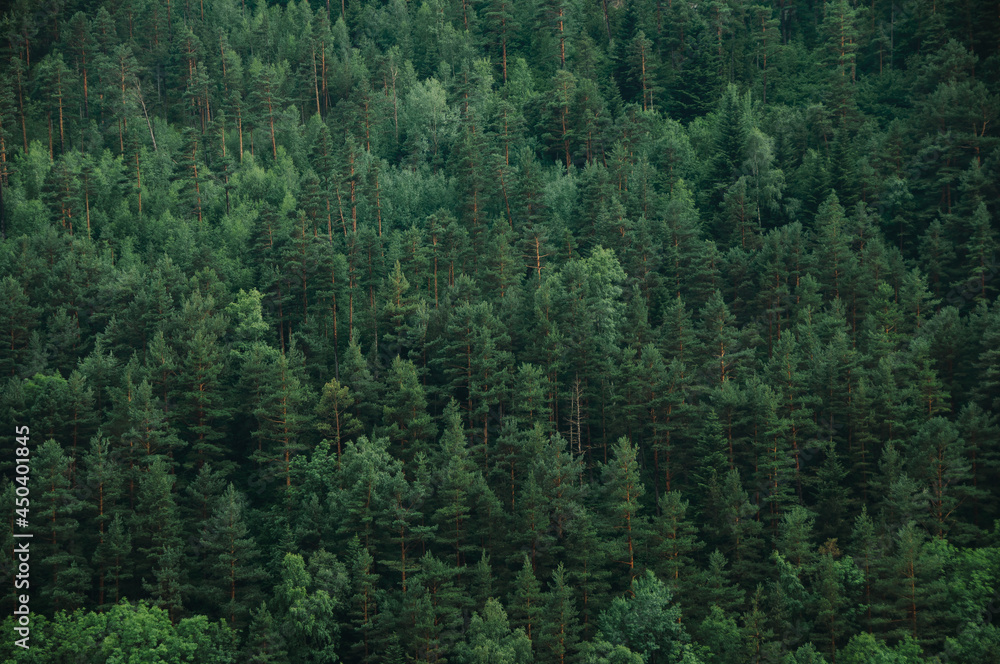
top-left (539, 563), bottom-right (581, 664)
top-left (651, 491), bottom-right (703, 606)
top-left (702, 549), bottom-right (745, 618)
top-left (510, 554), bottom-right (544, 642)
top-left (407, 551), bottom-right (466, 662)
top-left (563, 505), bottom-right (612, 639)
top-left (334, 435), bottom-right (402, 561)
top-left (910, 417), bottom-right (973, 540)
top-left (603, 436), bottom-right (647, 590)
top-left (174, 292), bottom-right (232, 471)
top-left (315, 377), bottom-right (362, 463)
top-left (454, 597), bottom-right (534, 663)
top-left (0, 276), bottom-right (36, 376)
top-left (251, 344), bottom-right (313, 494)
top-left (199, 483), bottom-right (265, 627)
top-left (93, 514), bottom-right (132, 609)
top-left (33, 438), bottom-right (89, 612)
top-left (698, 290), bottom-right (750, 387)
top-left (380, 356), bottom-right (436, 464)
top-left (705, 468), bottom-right (763, 585)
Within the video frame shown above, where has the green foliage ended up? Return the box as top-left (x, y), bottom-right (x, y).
top-left (1, 0), bottom-right (998, 660)
top-left (0, 601), bottom-right (236, 663)
top-left (596, 571), bottom-right (687, 664)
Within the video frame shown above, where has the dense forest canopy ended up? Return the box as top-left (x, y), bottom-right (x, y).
top-left (1, 0), bottom-right (999, 661)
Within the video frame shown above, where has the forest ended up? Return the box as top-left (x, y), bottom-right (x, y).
top-left (0, 0), bottom-right (999, 661)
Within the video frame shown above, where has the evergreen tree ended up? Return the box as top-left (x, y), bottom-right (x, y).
top-left (455, 597), bottom-right (534, 663)
top-left (251, 344), bottom-right (313, 494)
top-left (597, 571), bottom-right (687, 664)
top-left (602, 436), bottom-right (648, 590)
top-left (199, 483), bottom-right (265, 627)
top-left (315, 377), bottom-right (363, 461)
top-left (651, 491), bottom-right (703, 606)
top-left (33, 438), bottom-right (89, 612)
top-left (510, 554), bottom-right (544, 643)
top-left (539, 563), bottom-right (582, 664)
top-left (380, 355), bottom-right (436, 465)
top-left (174, 291), bottom-right (232, 472)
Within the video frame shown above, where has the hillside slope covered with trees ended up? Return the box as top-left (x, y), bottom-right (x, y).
top-left (1, 0), bottom-right (1000, 662)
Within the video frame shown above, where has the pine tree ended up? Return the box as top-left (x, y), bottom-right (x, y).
top-left (432, 399), bottom-right (501, 569)
top-left (33, 438), bottom-right (89, 612)
top-left (510, 554), bottom-right (544, 643)
top-left (199, 483), bottom-right (265, 627)
top-left (720, 177), bottom-right (758, 250)
top-left (563, 505), bottom-right (612, 640)
top-left (142, 543), bottom-right (191, 624)
top-left (918, 219), bottom-right (956, 299)
top-left (956, 403), bottom-right (1000, 531)
top-left (705, 468), bottom-right (763, 585)
top-left (315, 377), bottom-right (363, 462)
top-left (436, 298), bottom-right (513, 460)
top-left (121, 378), bottom-right (184, 469)
top-left (0, 277), bottom-right (37, 377)
top-left (184, 462), bottom-right (227, 529)
top-left (482, 0), bottom-right (517, 84)
top-left (346, 536), bottom-right (379, 663)
top-left (776, 507), bottom-right (817, 575)
top-left (702, 549), bottom-right (745, 617)
top-left (848, 506), bottom-right (882, 633)
top-left (379, 453), bottom-right (434, 595)
top-left (881, 521), bottom-right (950, 647)
top-left (251, 344), bottom-right (313, 494)
top-left (513, 363), bottom-right (552, 430)
top-left (132, 457), bottom-right (183, 568)
top-left (380, 356), bottom-right (436, 465)
top-left (651, 491), bottom-right (703, 607)
top-left (739, 584), bottom-right (778, 664)
top-left (341, 336), bottom-right (378, 426)
top-left (454, 597), bottom-right (534, 663)
top-left (822, 0), bottom-right (861, 120)
top-left (698, 290), bottom-right (751, 387)
top-left (82, 434), bottom-right (126, 607)
top-left (514, 463), bottom-right (557, 574)
top-left (910, 417), bottom-right (973, 540)
top-left (812, 538), bottom-right (862, 660)
top-left (93, 514), bottom-right (132, 609)
top-left (247, 58), bottom-right (287, 161)
top-left (542, 69), bottom-right (577, 171)
top-left (602, 571), bottom-right (690, 663)
top-left (334, 435), bottom-right (403, 561)
top-left (539, 563), bottom-right (581, 664)
top-left (470, 549), bottom-right (496, 615)
top-left (810, 193), bottom-right (854, 300)
top-left (962, 201), bottom-right (998, 301)
top-left (871, 442), bottom-right (923, 536)
top-left (706, 85), bottom-right (751, 211)
top-left (602, 436), bottom-right (647, 591)
top-left (64, 371), bottom-right (97, 474)
top-left (407, 551), bottom-right (466, 662)
top-left (244, 602), bottom-right (288, 663)
top-left (174, 291), bottom-right (232, 472)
